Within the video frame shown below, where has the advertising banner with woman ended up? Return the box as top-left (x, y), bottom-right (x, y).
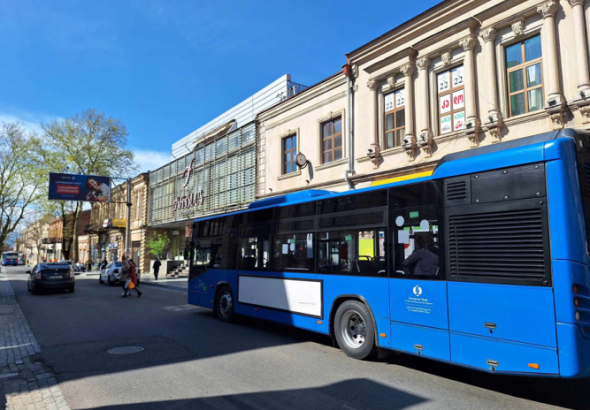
top-left (48, 173), bottom-right (111, 203)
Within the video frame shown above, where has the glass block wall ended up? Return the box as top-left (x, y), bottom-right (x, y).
top-left (148, 122), bottom-right (257, 225)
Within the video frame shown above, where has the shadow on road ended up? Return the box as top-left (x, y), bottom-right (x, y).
top-left (4, 271), bottom-right (590, 410)
top-left (78, 379), bottom-right (428, 410)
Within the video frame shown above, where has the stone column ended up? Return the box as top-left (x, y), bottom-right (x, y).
top-left (401, 63), bottom-right (415, 140)
top-left (366, 79), bottom-right (381, 167)
top-left (416, 57), bottom-right (433, 150)
top-left (459, 35), bottom-right (481, 146)
top-left (538, 0), bottom-right (566, 128)
top-left (568, 0), bottom-right (590, 107)
top-left (480, 27), bottom-right (503, 142)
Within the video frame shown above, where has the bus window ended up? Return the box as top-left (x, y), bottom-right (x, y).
top-left (239, 237), bottom-right (269, 269)
top-left (318, 230), bottom-right (386, 276)
top-left (273, 233), bottom-right (313, 271)
top-left (392, 206), bottom-right (440, 278)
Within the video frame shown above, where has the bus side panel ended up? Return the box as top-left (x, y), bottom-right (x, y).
top-left (448, 282), bottom-right (557, 347)
top-left (545, 147), bottom-right (590, 266)
top-left (237, 272), bottom-right (320, 331)
top-left (318, 275), bottom-right (391, 346)
top-left (188, 269), bottom-right (237, 309)
top-left (390, 322), bottom-right (450, 361)
top-left (556, 323), bottom-right (590, 378)
top-left (552, 260), bottom-right (590, 329)
top-left (450, 333), bottom-right (559, 374)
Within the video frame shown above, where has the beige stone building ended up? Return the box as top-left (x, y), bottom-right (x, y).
top-left (88, 173), bottom-right (150, 273)
top-left (258, 0), bottom-right (590, 196)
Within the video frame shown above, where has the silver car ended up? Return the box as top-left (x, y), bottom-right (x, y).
top-left (99, 262), bottom-right (140, 286)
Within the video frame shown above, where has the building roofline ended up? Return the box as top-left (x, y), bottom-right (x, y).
top-left (256, 70), bottom-right (345, 117)
top-left (345, 0), bottom-right (455, 60)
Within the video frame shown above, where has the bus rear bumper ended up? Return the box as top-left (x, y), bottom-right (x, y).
top-left (557, 322), bottom-right (590, 378)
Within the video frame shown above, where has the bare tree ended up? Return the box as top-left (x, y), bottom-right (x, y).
top-left (0, 123), bottom-right (44, 249)
top-left (33, 109), bottom-right (138, 262)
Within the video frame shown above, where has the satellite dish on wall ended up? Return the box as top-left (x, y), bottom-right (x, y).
top-left (295, 153), bottom-right (309, 169)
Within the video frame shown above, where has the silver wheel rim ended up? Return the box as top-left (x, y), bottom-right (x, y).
top-left (219, 292), bottom-right (233, 317)
top-left (340, 310), bottom-right (366, 349)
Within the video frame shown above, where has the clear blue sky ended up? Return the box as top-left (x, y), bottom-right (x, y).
top-left (0, 0), bottom-right (440, 171)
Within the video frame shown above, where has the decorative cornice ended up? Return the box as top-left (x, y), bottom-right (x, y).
top-left (480, 27), bottom-right (496, 43)
top-left (568, 0), bottom-right (585, 6)
top-left (537, 1), bottom-right (558, 19)
top-left (511, 18), bottom-right (526, 38)
top-left (459, 35), bottom-right (476, 52)
top-left (367, 79), bottom-right (378, 90)
top-left (416, 57), bottom-right (430, 71)
top-left (400, 62), bottom-right (415, 77)
top-left (441, 51), bottom-right (453, 67)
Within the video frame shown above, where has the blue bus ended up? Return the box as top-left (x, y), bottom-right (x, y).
top-left (188, 128), bottom-right (590, 378)
top-left (2, 252), bottom-right (19, 266)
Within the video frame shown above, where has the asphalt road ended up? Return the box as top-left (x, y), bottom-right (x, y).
top-left (5, 265), bottom-right (588, 410)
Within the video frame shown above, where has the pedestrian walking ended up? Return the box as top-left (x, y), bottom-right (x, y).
top-left (153, 257), bottom-right (161, 280)
top-left (121, 256), bottom-right (130, 291)
top-left (101, 259), bottom-right (107, 270)
top-left (122, 260), bottom-right (142, 298)
top-left (87, 258), bottom-right (93, 272)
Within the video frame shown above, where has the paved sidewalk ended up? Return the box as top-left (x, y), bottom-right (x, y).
top-left (0, 273), bottom-right (70, 410)
top-left (140, 272), bottom-right (188, 291)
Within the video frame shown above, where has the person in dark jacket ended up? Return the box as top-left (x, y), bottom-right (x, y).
top-left (153, 257), bottom-right (161, 280)
top-left (100, 259), bottom-right (107, 270)
top-left (403, 236), bottom-right (439, 276)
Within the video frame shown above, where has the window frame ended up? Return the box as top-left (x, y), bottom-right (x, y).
top-left (320, 116), bottom-right (343, 164)
top-left (316, 227), bottom-right (387, 277)
top-left (505, 36), bottom-right (544, 117)
top-left (282, 134), bottom-right (298, 175)
top-left (384, 89), bottom-right (405, 149)
top-left (437, 65), bottom-right (466, 135)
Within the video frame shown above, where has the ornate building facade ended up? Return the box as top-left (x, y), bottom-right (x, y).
top-left (258, 0), bottom-right (590, 195)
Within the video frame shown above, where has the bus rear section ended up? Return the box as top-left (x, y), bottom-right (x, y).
top-left (2, 252), bottom-right (18, 266)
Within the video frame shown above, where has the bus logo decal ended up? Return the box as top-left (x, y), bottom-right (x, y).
top-left (413, 285), bottom-right (422, 296)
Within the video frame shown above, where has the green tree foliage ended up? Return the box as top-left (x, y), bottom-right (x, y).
top-left (32, 109), bottom-right (138, 261)
top-left (146, 232), bottom-right (170, 259)
top-left (0, 123), bottom-right (44, 249)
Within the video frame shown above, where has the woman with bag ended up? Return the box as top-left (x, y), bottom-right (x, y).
top-left (122, 259), bottom-right (142, 298)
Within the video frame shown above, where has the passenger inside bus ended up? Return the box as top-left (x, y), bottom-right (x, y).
top-left (402, 235), bottom-right (439, 276)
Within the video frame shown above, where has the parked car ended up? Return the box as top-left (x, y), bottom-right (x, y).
top-left (27, 263), bottom-right (75, 294)
top-left (99, 262), bottom-right (141, 286)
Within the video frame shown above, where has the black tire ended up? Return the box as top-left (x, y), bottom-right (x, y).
top-left (215, 286), bottom-right (235, 322)
top-left (27, 281), bottom-right (31, 292)
top-left (333, 300), bottom-right (377, 360)
top-left (99, 275), bottom-right (104, 285)
top-left (31, 283), bottom-right (40, 295)
top-left (69, 287), bottom-right (75, 293)
top-left (107, 276), bottom-right (113, 286)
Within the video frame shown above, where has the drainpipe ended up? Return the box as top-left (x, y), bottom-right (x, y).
top-left (343, 63), bottom-right (355, 190)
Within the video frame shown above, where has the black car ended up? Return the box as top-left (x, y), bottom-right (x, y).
top-left (27, 263), bottom-right (75, 294)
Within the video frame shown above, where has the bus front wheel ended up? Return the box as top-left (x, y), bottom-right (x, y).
top-left (215, 286), bottom-right (235, 322)
top-left (334, 300), bottom-right (377, 360)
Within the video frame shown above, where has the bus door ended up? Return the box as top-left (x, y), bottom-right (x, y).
top-left (388, 183), bottom-right (450, 361)
top-left (443, 166), bottom-right (558, 374)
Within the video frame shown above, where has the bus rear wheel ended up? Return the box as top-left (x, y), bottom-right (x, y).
top-left (215, 286), bottom-right (235, 322)
top-left (334, 300), bottom-right (377, 360)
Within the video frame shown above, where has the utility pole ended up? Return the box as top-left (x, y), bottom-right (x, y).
top-left (125, 178), bottom-right (131, 258)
